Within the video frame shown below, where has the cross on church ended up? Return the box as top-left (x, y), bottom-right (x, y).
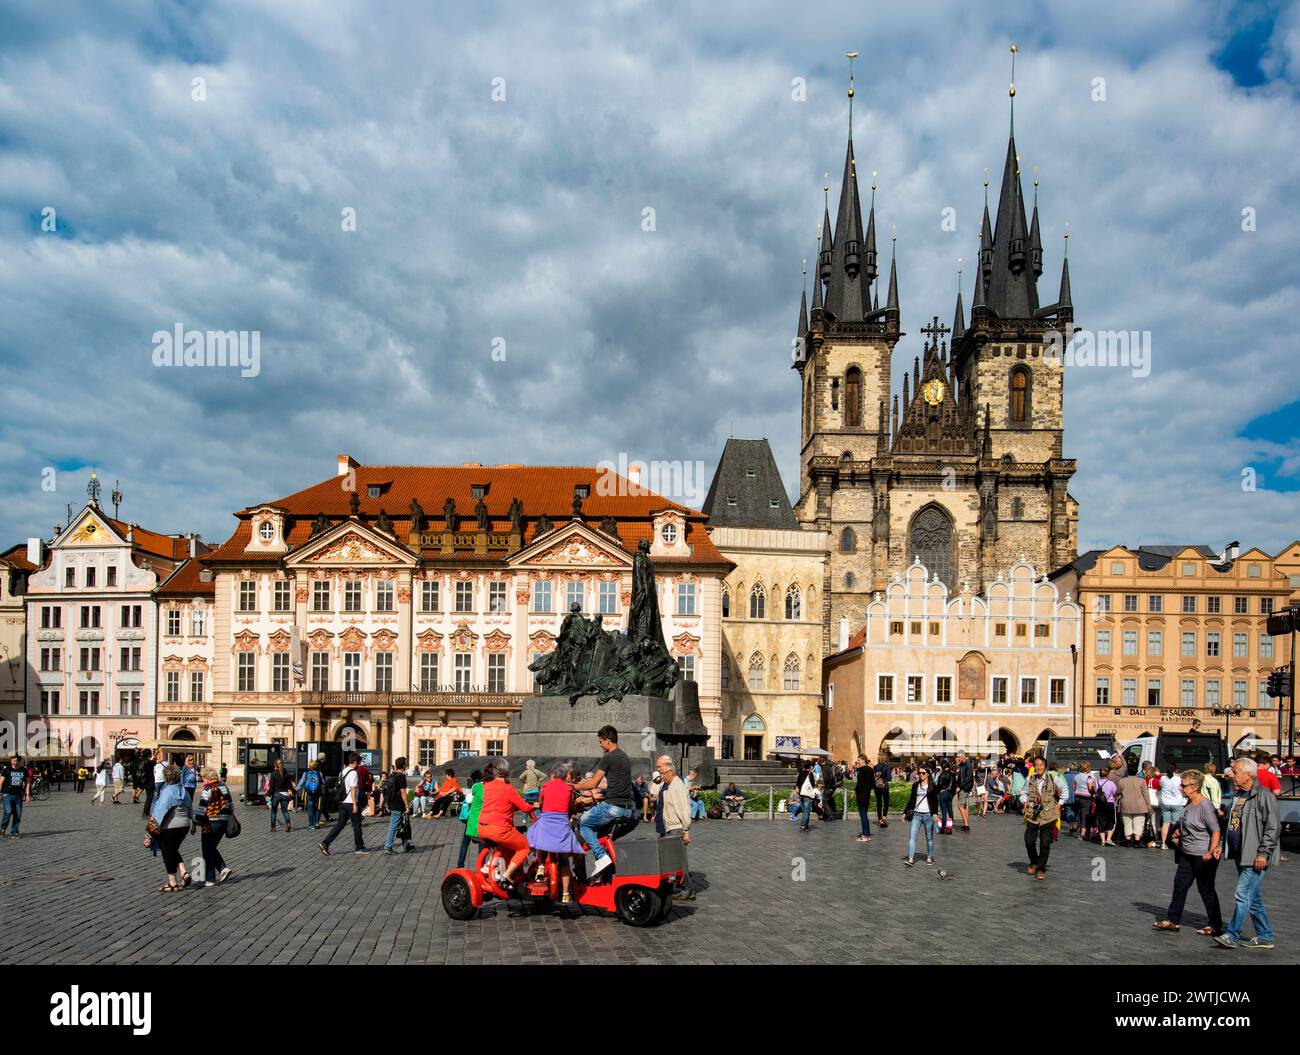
top-left (920, 316), bottom-right (950, 350)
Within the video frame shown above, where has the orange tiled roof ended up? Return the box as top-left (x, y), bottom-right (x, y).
top-left (157, 557), bottom-right (215, 597)
top-left (103, 516), bottom-right (193, 562)
top-left (205, 464), bottom-right (731, 570)
top-left (0, 544), bottom-right (36, 572)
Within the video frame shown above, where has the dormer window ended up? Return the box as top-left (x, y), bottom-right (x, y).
top-left (745, 468), bottom-right (756, 479)
top-left (574, 484), bottom-right (590, 500)
top-left (259, 522), bottom-right (275, 541)
top-left (727, 497), bottom-right (737, 507)
top-left (662, 523), bottom-right (678, 544)
top-left (367, 485), bottom-right (382, 499)
top-left (769, 499), bottom-right (780, 509)
top-left (471, 484), bottom-right (488, 499)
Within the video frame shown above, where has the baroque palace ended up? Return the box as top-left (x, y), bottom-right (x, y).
top-left (193, 457), bottom-right (730, 781)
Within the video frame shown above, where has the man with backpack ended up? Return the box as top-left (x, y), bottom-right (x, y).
top-left (320, 753), bottom-right (368, 856)
top-left (300, 761), bottom-right (325, 829)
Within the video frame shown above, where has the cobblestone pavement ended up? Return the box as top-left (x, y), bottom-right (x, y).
top-left (0, 790), bottom-right (1294, 964)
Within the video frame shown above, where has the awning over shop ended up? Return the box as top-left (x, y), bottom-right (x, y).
top-left (885, 738), bottom-right (1006, 756)
top-left (138, 739), bottom-right (214, 753)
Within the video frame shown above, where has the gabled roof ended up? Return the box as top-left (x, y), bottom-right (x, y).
top-left (205, 463), bottom-right (729, 570)
top-left (157, 557), bottom-right (215, 597)
top-left (702, 439), bottom-right (797, 531)
top-left (0, 544), bottom-right (36, 572)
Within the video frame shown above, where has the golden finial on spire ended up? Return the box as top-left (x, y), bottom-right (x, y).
top-left (1009, 43), bottom-right (1018, 97)
top-left (1063, 221), bottom-right (1070, 257)
top-left (802, 257), bottom-right (808, 275)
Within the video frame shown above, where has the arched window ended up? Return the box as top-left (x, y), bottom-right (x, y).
top-left (785, 584), bottom-right (801, 620)
top-left (1010, 367), bottom-right (1031, 424)
top-left (908, 505), bottom-right (955, 591)
top-left (844, 367), bottom-right (862, 427)
top-left (783, 654), bottom-right (801, 691)
top-left (721, 588), bottom-right (730, 618)
top-left (844, 571), bottom-right (856, 588)
top-left (720, 656), bottom-right (730, 689)
top-left (831, 378), bottom-right (840, 410)
top-left (840, 527), bottom-right (856, 553)
top-left (747, 652), bottom-right (766, 690)
top-left (840, 450), bottom-right (853, 465)
top-left (1011, 497), bottom-right (1024, 520)
top-left (749, 584), bottom-right (766, 620)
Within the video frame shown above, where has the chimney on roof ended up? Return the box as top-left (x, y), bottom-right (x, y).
top-left (189, 533), bottom-right (199, 558)
top-left (26, 538), bottom-right (43, 566)
top-left (338, 454), bottom-right (359, 478)
top-left (1221, 540), bottom-right (1240, 563)
top-left (838, 618), bottom-right (850, 652)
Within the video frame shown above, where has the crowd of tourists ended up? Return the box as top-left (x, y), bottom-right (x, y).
top-left (783, 747), bottom-right (1285, 949)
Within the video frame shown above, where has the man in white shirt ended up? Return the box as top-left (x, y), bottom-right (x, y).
top-left (320, 754), bottom-right (369, 856)
top-left (111, 759), bottom-right (126, 804)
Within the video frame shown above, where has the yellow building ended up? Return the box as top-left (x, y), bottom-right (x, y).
top-left (705, 439), bottom-right (828, 759)
top-left (824, 558), bottom-right (1082, 761)
top-left (1050, 543), bottom-right (1298, 753)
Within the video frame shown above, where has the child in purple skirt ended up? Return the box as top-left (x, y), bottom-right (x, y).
top-left (526, 763), bottom-right (586, 904)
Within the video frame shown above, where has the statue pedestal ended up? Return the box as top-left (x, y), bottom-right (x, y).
top-left (439, 692), bottom-right (715, 785)
top-left (508, 694), bottom-right (675, 759)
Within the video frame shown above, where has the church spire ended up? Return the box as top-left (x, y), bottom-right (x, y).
top-left (797, 259), bottom-right (809, 339)
top-left (952, 263), bottom-right (966, 340)
top-left (824, 53), bottom-right (873, 322)
top-left (1058, 225), bottom-right (1072, 311)
top-left (812, 222), bottom-right (825, 312)
top-left (818, 173), bottom-right (833, 288)
top-left (885, 227), bottom-right (899, 314)
top-left (864, 173), bottom-right (878, 285)
top-left (980, 170), bottom-right (993, 287)
top-left (984, 44), bottom-right (1040, 318)
top-left (1029, 174), bottom-right (1043, 277)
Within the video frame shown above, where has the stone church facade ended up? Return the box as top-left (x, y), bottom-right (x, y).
top-left (794, 86), bottom-right (1079, 651)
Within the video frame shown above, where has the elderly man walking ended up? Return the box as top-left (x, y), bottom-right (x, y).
top-left (1216, 757), bottom-right (1280, 949)
top-left (519, 759), bottom-right (545, 805)
top-left (1021, 756), bottom-right (1060, 881)
top-left (654, 755), bottom-right (694, 901)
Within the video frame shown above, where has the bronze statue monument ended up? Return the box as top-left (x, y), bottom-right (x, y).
top-left (527, 538), bottom-right (678, 704)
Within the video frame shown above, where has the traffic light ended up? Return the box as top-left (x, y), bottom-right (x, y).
top-left (1266, 670), bottom-right (1293, 698)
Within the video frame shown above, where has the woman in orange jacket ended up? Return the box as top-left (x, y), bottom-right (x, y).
top-left (474, 760), bottom-right (538, 888)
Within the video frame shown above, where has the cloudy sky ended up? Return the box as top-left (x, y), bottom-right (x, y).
top-left (0, 0), bottom-right (1297, 557)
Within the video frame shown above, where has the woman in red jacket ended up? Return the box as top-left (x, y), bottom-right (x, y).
top-left (475, 760), bottom-right (538, 888)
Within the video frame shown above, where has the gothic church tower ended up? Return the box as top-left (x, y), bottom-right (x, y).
top-left (794, 49), bottom-right (1078, 651)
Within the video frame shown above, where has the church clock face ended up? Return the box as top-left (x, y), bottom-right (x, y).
top-left (921, 378), bottom-right (946, 406)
